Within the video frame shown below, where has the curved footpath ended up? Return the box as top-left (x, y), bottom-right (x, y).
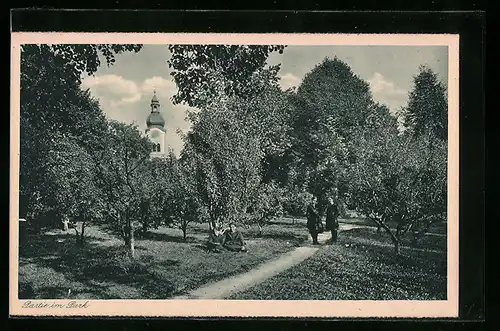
top-left (172, 224), bottom-right (363, 300)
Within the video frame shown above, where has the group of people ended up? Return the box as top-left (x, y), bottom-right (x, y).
top-left (206, 195), bottom-right (340, 252)
top-left (306, 196), bottom-right (340, 245)
top-left (207, 222), bottom-right (248, 253)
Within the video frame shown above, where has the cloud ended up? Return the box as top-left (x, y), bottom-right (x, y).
top-left (279, 73), bottom-right (301, 90)
top-left (367, 72), bottom-right (408, 113)
top-left (82, 74), bottom-right (142, 106)
top-left (368, 72), bottom-right (406, 95)
top-left (141, 76), bottom-right (177, 98)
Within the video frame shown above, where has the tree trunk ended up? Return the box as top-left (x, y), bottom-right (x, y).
top-left (422, 219), bottom-right (434, 235)
top-left (125, 228), bottom-right (135, 260)
top-left (394, 239), bottom-right (400, 255)
top-left (389, 230), bottom-right (401, 255)
top-left (73, 225), bottom-right (80, 242)
top-left (209, 219), bottom-right (216, 232)
top-left (123, 215), bottom-right (135, 260)
top-left (182, 220), bottom-right (187, 241)
top-left (80, 221), bottom-right (86, 242)
top-left (411, 232), bottom-right (418, 245)
top-left (372, 217), bottom-right (401, 256)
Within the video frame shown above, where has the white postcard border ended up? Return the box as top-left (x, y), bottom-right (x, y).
top-left (10, 32), bottom-right (460, 318)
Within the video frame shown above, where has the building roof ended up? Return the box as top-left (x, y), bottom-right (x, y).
top-left (146, 92), bottom-right (165, 128)
top-left (147, 112), bottom-right (165, 127)
top-left (151, 93), bottom-right (160, 105)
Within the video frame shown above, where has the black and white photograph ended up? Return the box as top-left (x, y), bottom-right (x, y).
top-left (10, 33), bottom-right (459, 318)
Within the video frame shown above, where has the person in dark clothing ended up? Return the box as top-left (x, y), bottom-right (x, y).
top-left (207, 223), bottom-right (225, 252)
top-left (325, 197), bottom-right (340, 244)
top-left (306, 197), bottom-right (321, 245)
top-left (223, 223), bottom-right (248, 252)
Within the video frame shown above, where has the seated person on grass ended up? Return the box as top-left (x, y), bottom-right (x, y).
top-left (222, 222), bottom-right (248, 252)
top-left (207, 223), bottom-right (225, 252)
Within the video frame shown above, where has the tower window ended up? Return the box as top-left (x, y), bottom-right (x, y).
top-left (156, 143), bottom-right (161, 152)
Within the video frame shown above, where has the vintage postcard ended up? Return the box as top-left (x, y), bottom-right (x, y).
top-left (10, 33), bottom-right (459, 318)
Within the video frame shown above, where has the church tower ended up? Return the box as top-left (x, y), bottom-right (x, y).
top-left (145, 91), bottom-right (166, 157)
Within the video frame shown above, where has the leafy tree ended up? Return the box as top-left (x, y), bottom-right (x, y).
top-left (91, 121), bottom-right (153, 259)
top-left (306, 133), bottom-right (350, 213)
top-left (293, 57), bottom-right (373, 149)
top-left (240, 86), bottom-right (295, 185)
top-left (245, 181), bottom-right (287, 236)
top-left (20, 44), bottom-right (142, 224)
top-left (44, 134), bottom-right (105, 244)
top-left (348, 114), bottom-right (447, 255)
top-left (402, 65), bottom-right (448, 140)
top-left (169, 45), bottom-right (293, 233)
top-left (180, 99), bottom-right (264, 230)
top-left (30, 44), bottom-right (143, 84)
top-left (288, 57), bottom-right (376, 204)
top-left (283, 189), bottom-right (314, 223)
top-left (167, 153), bottom-right (203, 241)
top-left (134, 161), bottom-right (165, 235)
top-left (167, 44), bottom-right (286, 108)
top-left (281, 164), bottom-right (314, 219)
top-left (140, 157), bottom-right (176, 232)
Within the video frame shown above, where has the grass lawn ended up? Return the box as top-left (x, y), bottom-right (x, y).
top-left (344, 227), bottom-right (447, 252)
top-left (340, 214), bottom-right (447, 236)
top-left (18, 219), bottom-right (309, 300)
top-left (229, 228), bottom-right (447, 300)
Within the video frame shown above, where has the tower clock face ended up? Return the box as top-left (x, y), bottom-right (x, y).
top-left (151, 130), bottom-right (159, 139)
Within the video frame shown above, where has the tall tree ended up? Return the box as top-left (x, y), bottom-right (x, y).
top-left (168, 152), bottom-right (202, 241)
top-left (139, 156), bottom-right (176, 233)
top-left (168, 44), bottom-right (286, 108)
top-left (348, 114), bottom-right (447, 255)
top-left (293, 56), bottom-right (374, 144)
top-left (231, 85), bottom-right (295, 185)
top-left (92, 121), bottom-right (153, 259)
top-left (245, 180), bottom-right (287, 236)
top-left (170, 45), bottom-right (293, 232)
top-left (20, 44), bottom-right (143, 222)
top-left (180, 99), bottom-right (264, 230)
top-left (290, 57), bottom-right (375, 206)
top-left (402, 65), bottom-right (448, 140)
top-left (44, 134), bottom-right (105, 243)
top-left (38, 44), bottom-right (143, 84)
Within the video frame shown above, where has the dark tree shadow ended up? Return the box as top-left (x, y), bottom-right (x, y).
top-left (193, 243), bottom-right (212, 253)
top-left (261, 233), bottom-right (306, 242)
top-left (18, 282), bottom-right (36, 299)
top-left (136, 230), bottom-right (204, 244)
top-left (18, 233), bottom-right (177, 299)
top-left (187, 226), bottom-right (211, 236)
top-left (267, 219), bottom-right (305, 227)
top-left (343, 228), bottom-right (447, 252)
top-left (245, 230), bottom-right (308, 244)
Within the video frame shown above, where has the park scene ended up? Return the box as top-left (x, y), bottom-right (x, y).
top-left (18, 43), bottom-right (448, 300)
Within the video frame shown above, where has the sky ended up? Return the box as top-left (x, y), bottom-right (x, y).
top-left (81, 45), bottom-right (448, 156)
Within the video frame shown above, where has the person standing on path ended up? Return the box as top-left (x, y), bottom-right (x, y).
top-left (325, 196), bottom-right (340, 244)
top-left (306, 197), bottom-right (320, 245)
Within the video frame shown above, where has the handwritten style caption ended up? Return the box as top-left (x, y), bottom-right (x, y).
top-left (22, 301), bottom-right (90, 309)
